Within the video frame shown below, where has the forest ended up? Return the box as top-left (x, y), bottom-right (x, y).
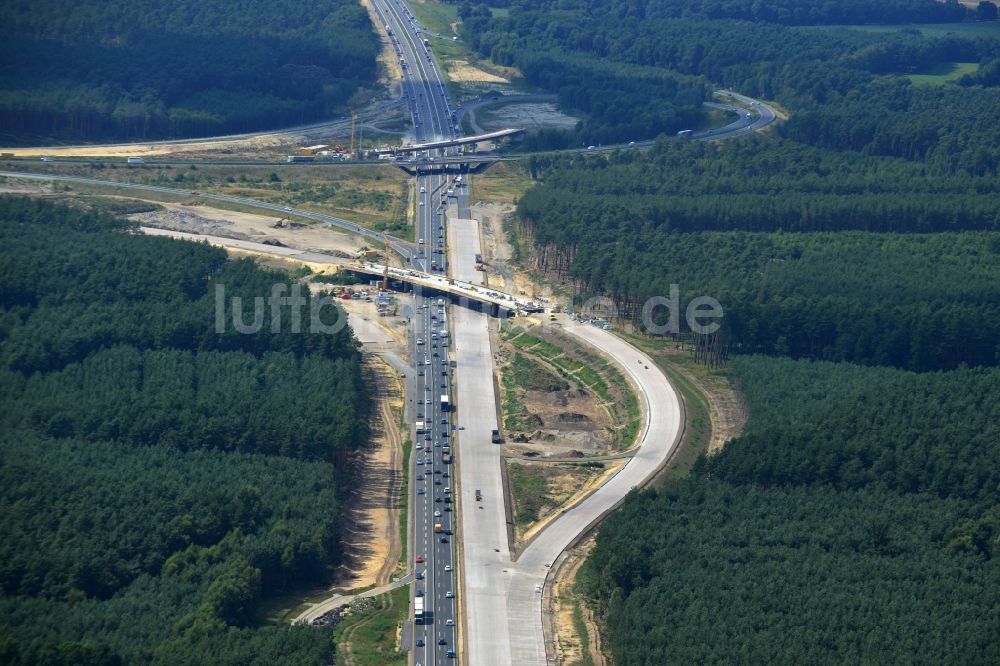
top-left (515, 140), bottom-right (1000, 371)
top-left (458, 1), bottom-right (1000, 172)
top-left (0, 0), bottom-right (379, 144)
top-left (581, 356), bottom-right (1000, 664)
top-left (0, 196), bottom-right (369, 664)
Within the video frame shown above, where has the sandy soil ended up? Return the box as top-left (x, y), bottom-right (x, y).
top-left (447, 60), bottom-right (509, 84)
top-left (131, 203), bottom-right (368, 257)
top-left (329, 357), bottom-right (405, 591)
top-left (338, 298), bottom-right (410, 353)
top-left (550, 537), bottom-right (606, 666)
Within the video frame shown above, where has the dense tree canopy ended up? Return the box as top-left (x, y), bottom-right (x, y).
top-left (517, 141), bottom-right (1000, 371)
top-left (582, 356), bottom-right (1000, 664)
top-left (459, 1), bottom-right (1000, 172)
top-left (0, 0), bottom-right (379, 144)
top-left (0, 196), bottom-right (370, 663)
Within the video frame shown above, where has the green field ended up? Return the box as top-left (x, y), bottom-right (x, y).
top-left (907, 61), bottom-right (979, 85)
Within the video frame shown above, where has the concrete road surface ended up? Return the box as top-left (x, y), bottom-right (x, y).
top-left (449, 217), bottom-right (516, 665)
top-left (505, 316), bottom-right (683, 664)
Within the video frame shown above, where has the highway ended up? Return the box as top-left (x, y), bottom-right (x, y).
top-left (368, 1), bottom-right (460, 663)
top-left (4, 9), bottom-right (763, 661)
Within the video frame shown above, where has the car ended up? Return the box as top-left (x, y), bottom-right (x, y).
top-left (446, 619), bottom-right (455, 626)
top-left (434, 510), bottom-right (442, 517)
top-left (447, 650), bottom-right (455, 658)
top-left (416, 639), bottom-right (425, 647)
top-left (417, 474), bottom-right (424, 480)
top-left (535, 584), bottom-right (543, 593)
top-left (420, 187), bottom-right (426, 193)
top-left (417, 458), bottom-right (424, 465)
top-left (415, 555), bottom-right (424, 563)
top-left (444, 506), bottom-right (451, 512)
top-left (417, 488), bottom-right (425, 495)
top-left (283, 207), bottom-right (292, 212)
top-left (416, 589), bottom-right (424, 597)
top-left (425, 359), bottom-right (432, 366)
top-left (441, 418), bottom-right (448, 425)
top-left (445, 591), bottom-right (454, 598)
top-left (438, 638), bottom-right (447, 645)
top-left (416, 571), bottom-right (424, 580)
top-left (435, 496), bottom-right (442, 502)
top-left (434, 479), bottom-right (442, 485)
top-left (587, 145), bottom-right (596, 150)
top-left (419, 201), bottom-right (425, 206)
top-left (628, 141), bottom-right (636, 146)
top-left (442, 471), bottom-right (449, 478)
top-left (40, 156), bottom-right (55, 162)
top-left (418, 369), bottom-right (425, 376)
top-left (444, 564), bottom-right (452, 572)
top-left (440, 536), bottom-right (448, 543)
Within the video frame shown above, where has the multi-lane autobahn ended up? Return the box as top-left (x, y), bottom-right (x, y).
top-left (0, 7), bottom-right (778, 662)
top-left (369, 1), bottom-right (462, 662)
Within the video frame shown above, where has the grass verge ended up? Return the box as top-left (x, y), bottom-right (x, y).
top-left (333, 586), bottom-right (409, 666)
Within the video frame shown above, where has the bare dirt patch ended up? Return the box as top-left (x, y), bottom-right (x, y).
top-left (329, 358), bottom-right (405, 592)
top-left (550, 537), bottom-right (606, 666)
top-left (130, 203), bottom-right (367, 258)
top-left (446, 60), bottom-right (510, 84)
top-left (497, 344), bottom-right (614, 457)
top-left (477, 101), bottom-right (579, 132)
top-left (649, 345), bottom-right (746, 453)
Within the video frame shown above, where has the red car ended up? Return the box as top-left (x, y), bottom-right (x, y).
top-left (415, 555), bottom-right (424, 564)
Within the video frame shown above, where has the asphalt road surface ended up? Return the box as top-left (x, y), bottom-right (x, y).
top-left (368, 0), bottom-right (462, 662)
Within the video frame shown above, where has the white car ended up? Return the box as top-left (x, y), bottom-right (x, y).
top-left (445, 591), bottom-right (454, 598)
top-left (444, 564), bottom-right (452, 572)
top-left (446, 619), bottom-right (455, 626)
top-left (534, 584), bottom-right (542, 593)
top-left (434, 510), bottom-right (442, 517)
top-left (420, 186), bottom-right (426, 193)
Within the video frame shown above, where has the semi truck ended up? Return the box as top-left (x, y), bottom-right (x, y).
top-left (414, 596), bottom-right (424, 623)
top-left (441, 394), bottom-right (450, 411)
top-left (416, 421), bottom-right (425, 434)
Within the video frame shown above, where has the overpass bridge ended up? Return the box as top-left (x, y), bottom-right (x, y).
top-left (375, 128), bottom-right (524, 155)
top-left (342, 262), bottom-right (543, 317)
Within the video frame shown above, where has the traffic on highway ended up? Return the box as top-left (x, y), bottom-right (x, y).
top-left (369, 1), bottom-right (463, 662)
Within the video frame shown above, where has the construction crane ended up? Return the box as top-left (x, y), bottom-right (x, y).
top-left (350, 112), bottom-right (358, 157)
top-left (381, 231), bottom-right (390, 291)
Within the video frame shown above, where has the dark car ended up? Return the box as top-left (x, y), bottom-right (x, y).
top-left (416, 639), bottom-right (425, 647)
top-left (438, 638), bottom-right (447, 646)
